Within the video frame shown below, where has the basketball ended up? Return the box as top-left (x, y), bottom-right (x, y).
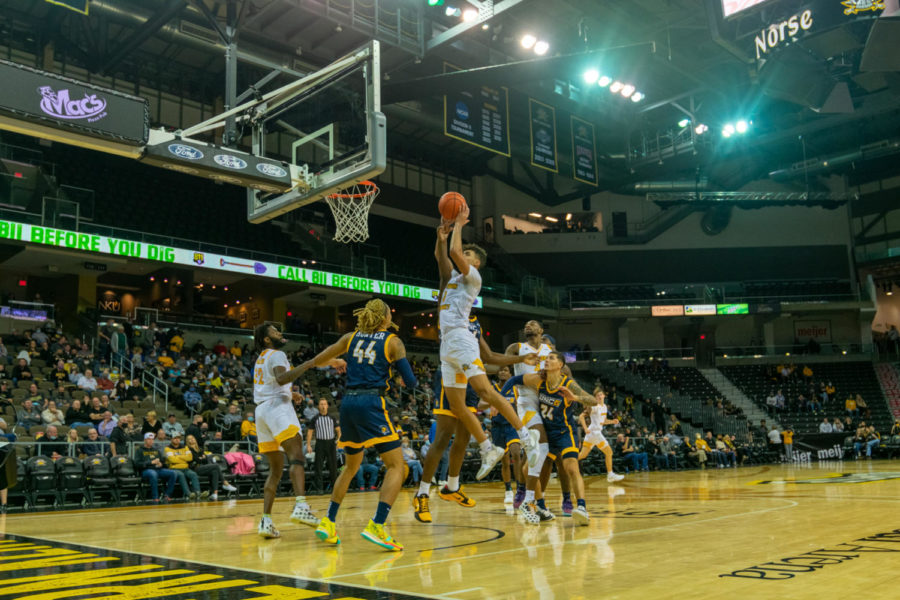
top-left (438, 191), bottom-right (467, 221)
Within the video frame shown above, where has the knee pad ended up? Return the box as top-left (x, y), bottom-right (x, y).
top-left (289, 458), bottom-right (305, 467)
top-left (528, 443), bottom-right (549, 478)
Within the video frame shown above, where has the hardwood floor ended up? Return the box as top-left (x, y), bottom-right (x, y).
top-left (2, 461), bottom-right (899, 599)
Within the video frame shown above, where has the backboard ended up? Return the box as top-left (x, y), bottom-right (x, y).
top-left (246, 40), bottom-right (385, 224)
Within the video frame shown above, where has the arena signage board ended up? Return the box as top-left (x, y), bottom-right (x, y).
top-left (443, 62), bottom-right (511, 157)
top-left (0, 60), bottom-right (148, 145)
top-left (794, 319), bottom-right (831, 342)
top-left (684, 304), bottom-right (716, 316)
top-left (716, 303), bottom-right (749, 315)
top-left (754, 9), bottom-right (814, 59)
top-left (0, 219), bottom-right (480, 307)
top-left (721, 0), bottom-right (773, 19)
top-left (651, 305), bottom-right (684, 317)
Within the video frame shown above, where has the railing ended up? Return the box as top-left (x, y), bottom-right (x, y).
top-left (109, 351), bottom-right (170, 412)
top-left (4, 439), bottom-right (258, 460)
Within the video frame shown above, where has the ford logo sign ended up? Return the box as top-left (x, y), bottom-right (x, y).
top-left (213, 154), bottom-right (248, 170)
top-left (167, 144), bottom-right (204, 160)
top-left (256, 163), bottom-right (288, 178)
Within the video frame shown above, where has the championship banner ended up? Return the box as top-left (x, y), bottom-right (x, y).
top-left (791, 433), bottom-right (848, 461)
top-left (571, 115), bottom-right (598, 186)
top-left (0, 219), bottom-right (482, 308)
top-left (529, 98), bottom-right (558, 172)
top-left (443, 63), bottom-right (511, 156)
top-left (0, 60), bottom-right (148, 146)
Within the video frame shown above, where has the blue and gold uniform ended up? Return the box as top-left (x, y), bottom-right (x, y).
top-left (491, 380), bottom-right (520, 450)
top-left (537, 375), bottom-right (579, 460)
top-left (339, 329), bottom-right (401, 454)
top-left (434, 316), bottom-right (483, 418)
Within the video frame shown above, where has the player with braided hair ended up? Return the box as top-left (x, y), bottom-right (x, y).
top-left (301, 298), bottom-right (418, 551)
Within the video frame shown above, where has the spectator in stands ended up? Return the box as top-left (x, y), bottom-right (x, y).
top-left (142, 411), bottom-right (161, 436)
top-left (774, 389), bottom-right (786, 414)
top-left (97, 411), bottom-right (116, 438)
top-left (158, 350), bottom-right (174, 369)
top-left (66, 429), bottom-right (82, 457)
top-left (110, 324), bottom-right (128, 359)
top-left (657, 435), bottom-right (679, 470)
top-left (64, 399), bottom-right (92, 429)
top-left (0, 337), bottom-right (6, 363)
top-left (212, 340), bottom-right (227, 356)
top-left (49, 360), bottom-right (68, 386)
top-left (183, 385), bottom-right (202, 413)
top-left (164, 433), bottom-right (206, 500)
top-left (860, 426), bottom-right (881, 459)
top-left (684, 435), bottom-right (706, 469)
top-left (12, 358), bottom-right (33, 383)
top-left (802, 364), bottom-right (813, 379)
top-left (0, 417), bottom-right (15, 443)
top-left (38, 425), bottom-right (66, 460)
top-left (400, 437), bottom-right (423, 485)
top-left (891, 419), bottom-right (900, 438)
top-left (221, 404), bottom-right (242, 438)
top-left (96, 369), bottom-right (115, 394)
top-left (832, 418), bottom-right (844, 433)
top-left (41, 400), bottom-right (64, 427)
top-left (134, 432), bottom-right (177, 502)
top-left (301, 397), bottom-right (318, 423)
top-left (819, 417), bottom-right (833, 433)
top-left (162, 414), bottom-right (185, 439)
top-left (126, 380), bottom-right (146, 403)
top-left (109, 417), bottom-right (130, 457)
top-left (845, 395), bottom-right (858, 418)
top-left (767, 426), bottom-right (783, 458)
top-left (153, 429), bottom-right (169, 452)
top-left (616, 433), bottom-right (648, 472)
top-left (77, 369), bottom-right (98, 392)
top-left (229, 341), bottom-right (242, 359)
top-left (779, 426), bottom-right (794, 462)
top-left (855, 394), bottom-right (870, 420)
top-left (82, 426), bottom-right (103, 457)
top-left (16, 399), bottom-right (43, 434)
top-left (240, 411), bottom-right (257, 445)
top-left (716, 434), bottom-right (736, 467)
top-left (87, 397), bottom-right (105, 427)
top-left (185, 414), bottom-right (205, 441)
top-left (354, 447), bottom-right (381, 491)
top-left (765, 390), bottom-right (777, 415)
top-left (185, 434), bottom-right (236, 501)
top-left (109, 379), bottom-right (129, 402)
top-left (703, 432), bottom-right (724, 468)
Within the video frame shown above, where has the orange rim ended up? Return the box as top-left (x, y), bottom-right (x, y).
top-left (327, 180), bottom-right (378, 200)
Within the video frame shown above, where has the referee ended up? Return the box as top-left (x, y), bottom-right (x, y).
top-left (306, 398), bottom-right (340, 493)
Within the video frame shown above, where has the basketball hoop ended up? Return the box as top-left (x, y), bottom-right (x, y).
top-left (325, 180), bottom-right (379, 243)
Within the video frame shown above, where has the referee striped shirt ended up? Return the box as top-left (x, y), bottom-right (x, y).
top-left (310, 413), bottom-right (337, 441)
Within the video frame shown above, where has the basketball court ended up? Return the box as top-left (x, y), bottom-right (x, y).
top-left (3, 462), bottom-right (899, 599)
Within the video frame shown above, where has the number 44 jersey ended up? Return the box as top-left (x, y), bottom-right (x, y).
top-left (344, 329), bottom-right (397, 394)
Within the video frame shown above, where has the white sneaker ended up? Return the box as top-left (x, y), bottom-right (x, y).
top-left (572, 505), bottom-right (590, 526)
top-left (523, 429), bottom-right (540, 468)
top-left (607, 472), bottom-right (624, 483)
top-left (438, 480), bottom-right (448, 488)
top-left (258, 517), bottom-right (280, 539)
top-left (519, 502), bottom-right (540, 526)
top-left (504, 490), bottom-right (514, 505)
top-left (223, 483), bottom-right (237, 492)
top-left (290, 503), bottom-right (319, 527)
top-left (476, 445), bottom-right (505, 480)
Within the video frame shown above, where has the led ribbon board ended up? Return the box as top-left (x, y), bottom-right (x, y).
top-left (0, 219), bottom-right (481, 307)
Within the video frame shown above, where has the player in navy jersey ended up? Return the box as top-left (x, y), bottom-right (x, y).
top-left (501, 351), bottom-right (596, 526)
top-left (299, 298), bottom-right (418, 551)
top-left (491, 365), bottom-right (524, 506)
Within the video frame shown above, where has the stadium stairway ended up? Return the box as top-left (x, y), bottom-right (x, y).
top-left (874, 363), bottom-right (900, 420)
top-left (698, 367), bottom-right (773, 427)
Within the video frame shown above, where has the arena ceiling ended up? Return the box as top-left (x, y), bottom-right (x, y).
top-left (1, 0), bottom-right (899, 193)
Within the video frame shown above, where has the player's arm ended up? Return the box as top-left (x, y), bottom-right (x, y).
top-left (560, 381), bottom-right (597, 406)
top-left (448, 203), bottom-right (470, 276)
top-left (578, 413), bottom-right (589, 432)
top-left (435, 223), bottom-right (453, 289)
top-left (388, 336), bottom-right (418, 389)
top-left (500, 372), bottom-right (541, 395)
top-left (282, 332), bottom-right (353, 385)
top-left (478, 335), bottom-right (536, 366)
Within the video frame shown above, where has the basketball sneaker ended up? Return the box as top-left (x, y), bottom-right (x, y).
top-left (439, 486), bottom-right (475, 507)
top-left (536, 506), bottom-right (556, 522)
top-left (257, 516), bottom-right (280, 539)
top-left (361, 520), bottom-right (404, 551)
top-left (476, 445), bottom-right (505, 480)
top-left (413, 494), bottom-right (432, 523)
top-left (524, 429), bottom-right (540, 468)
top-left (607, 472), bottom-right (624, 483)
top-left (561, 497), bottom-right (573, 516)
top-left (290, 502), bottom-right (319, 527)
top-left (315, 517), bottom-right (341, 545)
top-left (572, 506), bottom-right (590, 526)
top-left (504, 490), bottom-right (514, 505)
top-left (519, 502), bottom-right (540, 526)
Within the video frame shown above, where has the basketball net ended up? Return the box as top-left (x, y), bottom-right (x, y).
top-left (325, 181), bottom-right (379, 243)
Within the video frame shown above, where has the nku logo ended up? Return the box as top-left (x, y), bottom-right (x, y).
top-left (167, 144), bottom-right (204, 160)
top-left (38, 86), bottom-right (107, 122)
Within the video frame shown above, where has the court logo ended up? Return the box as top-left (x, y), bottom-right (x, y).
top-left (841, 0), bottom-right (885, 15)
top-left (455, 101), bottom-right (470, 120)
top-left (38, 85), bottom-right (107, 122)
top-left (752, 472), bottom-right (900, 485)
top-left (167, 143), bottom-right (204, 160)
top-left (213, 154), bottom-right (248, 170)
top-left (256, 163), bottom-right (288, 178)
top-left (193, 252), bottom-right (205, 266)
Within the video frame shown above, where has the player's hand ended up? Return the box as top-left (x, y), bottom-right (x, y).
top-left (327, 358), bottom-right (347, 374)
top-left (455, 203), bottom-right (470, 226)
top-left (521, 352), bottom-right (539, 365)
top-left (611, 418), bottom-right (619, 425)
top-left (437, 222), bottom-right (452, 240)
top-left (559, 386), bottom-right (577, 402)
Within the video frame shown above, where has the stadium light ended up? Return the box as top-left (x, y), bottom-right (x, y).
top-left (598, 75), bottom-right (611, 87)
top-left (735, 119), bottom-right (749, 133)
top-left (427, 0), bottom-right (444, 5)
top-left (695, 123), bottom-right (708, 135)
top-left (609, 81), bottom-right (623, 93)
top-left (620, 84), bottom-right (635, 98)
top-left (521, 34), bottom-right (537, 49)
top-left (528, 212), bottom-right (542, 218)
top-left (445, 6), bottom-right (461, 17)
top-left (462, 8), bottom-right (478, 21)
top-left (631, 92), bottom-right (644, 102)
top-left (533, 40), bottom-right (549, 55)
top-left (678, 118), bottom-right (690, 128)
top-left (545, 216), bottom-right (558, 222)
top-left (722, 123), bottom-right (735, 138)
top-left (583, 69), bottom-right (599, 84)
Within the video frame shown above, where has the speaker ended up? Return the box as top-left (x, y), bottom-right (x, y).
top-left (861, 17), bottom-right (900, 72)
top-left (612, 212), bottom-right (628, 237)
